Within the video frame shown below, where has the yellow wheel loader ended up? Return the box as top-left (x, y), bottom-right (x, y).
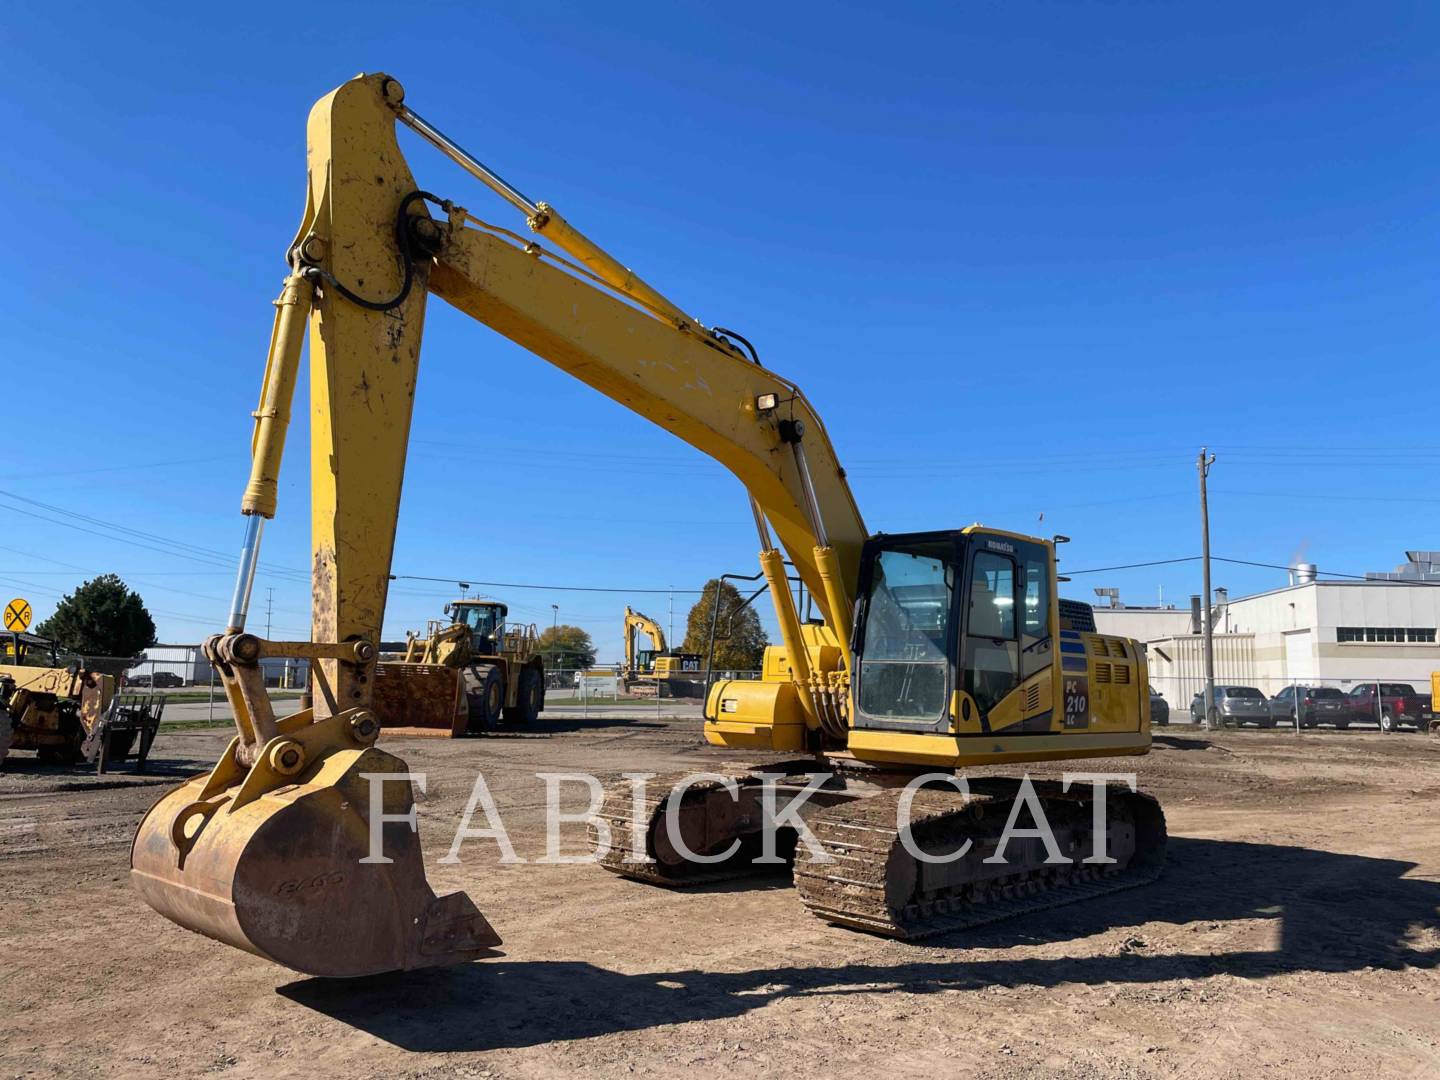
top-left (1, 631), bottom-right (164, 771)
top-left (375, 599), bottom-right (545, 735)
top-left (132, 73), bottom-right (1164, 977)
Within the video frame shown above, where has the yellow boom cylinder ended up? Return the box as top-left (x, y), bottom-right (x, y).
top-left (241, 272), bottom-right (313, 519)
top-left (759, 547), bottom-right (819, 727)
top-left (814, 544), bottom-right (856, 675)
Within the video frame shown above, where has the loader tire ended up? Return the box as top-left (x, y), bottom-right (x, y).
top-left (37, 715), bottom-right (85, 766)
top-left (464, 664), bottom-right (505, 733)
top-left (504, 665), bottom-right (542, 726)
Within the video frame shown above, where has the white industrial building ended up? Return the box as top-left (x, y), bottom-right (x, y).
top-left (1092, 554), bottom-right (1440, 719)
top-left (139, 644), bottom-right (208, 684)
top-left (137, 644), bottom-right (306, 688)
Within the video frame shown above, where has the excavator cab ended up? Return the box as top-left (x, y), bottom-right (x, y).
top-left (707, 526), bottom-right (1149, 760)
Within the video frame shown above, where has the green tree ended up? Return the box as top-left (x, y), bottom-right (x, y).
top-left (680, 579), bottom-right (768, 671)
top-left (537, 624), bottom-right (597, 672)
top-left (34, 574), bottom-right (157, 660)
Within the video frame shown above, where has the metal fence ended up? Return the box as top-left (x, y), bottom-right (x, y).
top-left (1148, 672), bottom-right (1434, 730)
top-left (30, 648), bottom-right (1427, 733)
top-left (543, 668), bottom-right (760, 705)
top-left (114, 652), bottom-right (306, 690)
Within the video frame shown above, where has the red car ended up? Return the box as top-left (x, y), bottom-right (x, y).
top-left (1343, 683), bottom-right (1433, 733)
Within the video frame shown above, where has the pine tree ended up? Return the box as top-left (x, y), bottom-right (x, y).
top-left (34, 574), bottom-right (157, 659)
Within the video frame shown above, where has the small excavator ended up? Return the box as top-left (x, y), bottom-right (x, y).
top-left (621, 605), bottom-right (701, 697)
top-left (131, 73), bottom-right (1164, 977)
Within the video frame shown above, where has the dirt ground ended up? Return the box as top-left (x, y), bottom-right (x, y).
top-left (1, 713), bottom-right (1437, 1080)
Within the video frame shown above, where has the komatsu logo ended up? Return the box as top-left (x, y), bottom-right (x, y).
top-left (985, 539), bottom-right (1015, 554)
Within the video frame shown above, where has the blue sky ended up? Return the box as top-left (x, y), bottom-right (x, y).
top-left (2, 2), bottom-right (1436, 659)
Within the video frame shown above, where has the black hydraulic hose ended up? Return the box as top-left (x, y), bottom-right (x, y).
top-left (713, 326), bottom-right (760, 365)
top-left (305, 190), bottom-right (444, 312)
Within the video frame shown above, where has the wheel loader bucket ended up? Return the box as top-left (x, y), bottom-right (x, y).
top-left (372, 662), bottom-right (468, 736)
top-left (131, 735), bottom-right (498, 977)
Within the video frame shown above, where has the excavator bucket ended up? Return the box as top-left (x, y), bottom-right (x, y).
top-left (131, 728), bottom-right (498, 977)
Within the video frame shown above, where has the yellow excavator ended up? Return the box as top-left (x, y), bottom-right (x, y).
top-left (131, 73), bottom-right (1164, 977)
top-left (622, 605), bottom-right (702, 697)
top-left (622, 606), bottom-right (667, 684)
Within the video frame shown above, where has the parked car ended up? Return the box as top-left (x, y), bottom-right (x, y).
top-left (1148, 686), bottom-right (1169, 726)
top-left (1190, 685), bottom-right (1274, 727)
top-left (126, 672), bottom-right (153, 688)
top-left (151, 672), bottom-right (185, 688)
top-left (1342, 683), bottom-right (1433, 733)
top-left (1269, 685), bottom-right (1347, 728)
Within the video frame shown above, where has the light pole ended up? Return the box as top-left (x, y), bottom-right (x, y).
top-left (551, 604), bottom-right (558, 631)
top-left (1198, 447), bottom-right (1218, 730)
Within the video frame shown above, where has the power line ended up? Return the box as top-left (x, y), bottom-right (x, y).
top-left (0, 455), bottom-right (228, 484)
top-left (1212, 556), bottom-right (1440, 587)
top-left (0, 491), bottom-right (310, 582)
top-left (389, 574), bottom-right (707, 595)
top-left (1064, 553), bottom-right (1440, 589)
top-left (1064, 557), bottom-right (1200, 576)
top-left (1211, 488), bottom-right (1440, 505)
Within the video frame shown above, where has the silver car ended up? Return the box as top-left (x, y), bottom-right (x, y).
top-left (1190, 685), bottom-right (1275, 727)
top-left (1269, 685), bottom-right (1347, 728)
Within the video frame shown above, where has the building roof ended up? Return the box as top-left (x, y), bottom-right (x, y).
top-left (1226, 577), bottom-right (1440, 605)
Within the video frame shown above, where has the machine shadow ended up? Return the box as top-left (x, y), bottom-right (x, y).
top-left (477, 714), bottom-right (680, 738)
top-left (279, 835), bottom-right (1439, 1052)
top-left (1151, 734), bottom-right (1214, 751)
top-left (0, 755), bottom-right (209, 779)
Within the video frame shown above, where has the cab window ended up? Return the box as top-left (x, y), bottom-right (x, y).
top-left (1019, 546), bottom-right (1052, 679)
top-left (857, 544), bottom-right (953, 721)
top-left (963, 550), bottom-right (1020, 714)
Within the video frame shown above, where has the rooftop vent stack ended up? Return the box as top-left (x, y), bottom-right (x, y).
top-left (1189, 594), bottom-right (1202, 635)
top-left (1293, 563), bottom-right (1317, 585)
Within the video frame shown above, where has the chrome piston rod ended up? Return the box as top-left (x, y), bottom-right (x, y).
top-left (393, 103), bottom-right (538, 217)
top-left (226, 514), bottom-right (264, 633)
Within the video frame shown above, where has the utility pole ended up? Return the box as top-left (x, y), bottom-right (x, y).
top-left (668, 587), bottom-right (674, 645)
top-left (264, 587), bottom-right (274, 640)
top-left (1198, 448), bottom-right (1218, 730)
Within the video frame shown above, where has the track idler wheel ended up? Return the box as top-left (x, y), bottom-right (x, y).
top-left (131, 713), bottom-right (499, 977)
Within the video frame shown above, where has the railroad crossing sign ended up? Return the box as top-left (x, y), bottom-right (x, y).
top-left (3, 597), bottom-right (32, 633)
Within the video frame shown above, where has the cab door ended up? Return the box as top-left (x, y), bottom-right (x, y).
top-left (960, 548), bottom-right (1021, 724)
top-left (959, 536), bottom-right (1056, 733)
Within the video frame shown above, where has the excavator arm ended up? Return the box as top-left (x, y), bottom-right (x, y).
top-left (131, 72), bottom-right (868, 977)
